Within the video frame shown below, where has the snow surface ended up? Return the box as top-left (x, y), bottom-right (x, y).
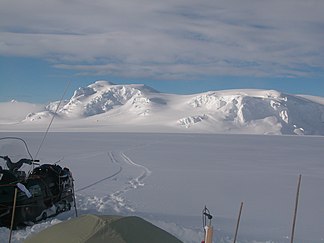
top-left (0, 132), bottom-right (323, 243)
top-left (1, 80), bottom-right (324, 136)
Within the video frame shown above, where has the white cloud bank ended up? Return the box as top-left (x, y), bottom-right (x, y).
top-left (0, 101), bottom-right (44, 124)
top-left (0, 0), bottom-right (324, 79)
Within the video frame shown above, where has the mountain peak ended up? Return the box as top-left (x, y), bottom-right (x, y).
top-left (17, 81), bottom-right (324, 136)
top-left (89, 80), bottom-right (116, 89)
top-left (55, 81), bottom-right (160, 118)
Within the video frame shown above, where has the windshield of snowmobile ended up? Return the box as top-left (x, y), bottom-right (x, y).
top-left (0, 137), bottom-right (34, 175)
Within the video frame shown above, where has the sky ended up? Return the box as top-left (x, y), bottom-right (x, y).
top-left (1, 0), bottom-right (324, 103)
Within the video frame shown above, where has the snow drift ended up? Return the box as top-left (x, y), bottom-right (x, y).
top-left (2, 80), bottom-right (324, 135)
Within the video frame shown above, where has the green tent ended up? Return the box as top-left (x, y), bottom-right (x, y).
top-left (24, 214), bottom-right (183, 243)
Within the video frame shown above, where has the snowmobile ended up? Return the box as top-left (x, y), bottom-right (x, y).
top-left (0, 137), bottom-right (75, 228)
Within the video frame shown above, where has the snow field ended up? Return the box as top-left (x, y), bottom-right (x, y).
top-left (0, 132), bottom-right (323, 243)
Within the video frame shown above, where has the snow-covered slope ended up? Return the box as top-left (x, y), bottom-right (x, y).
top-left (182, 89), bottom-right (324, 135)
top-left (2, 80), bottom-right (324, 135)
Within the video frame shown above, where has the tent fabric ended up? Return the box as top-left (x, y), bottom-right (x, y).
top-left (24, 214), bottom-right (183, 243)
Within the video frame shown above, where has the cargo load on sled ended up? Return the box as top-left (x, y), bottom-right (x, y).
top-left (0, 137), bottom-right (75, 228)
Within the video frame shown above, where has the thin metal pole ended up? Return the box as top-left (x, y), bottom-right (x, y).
top-left (233, 202), bottom-right (243, 243)
top-left (290, 174), bottom-right (302, 243)
top-left (9, 188), bottom-right (18, 243)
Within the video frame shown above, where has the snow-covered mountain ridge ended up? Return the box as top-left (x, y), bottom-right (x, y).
top-left (47, 81), bottom-right (158, 118)
top-left (3, 80), bottom-right (324, 135)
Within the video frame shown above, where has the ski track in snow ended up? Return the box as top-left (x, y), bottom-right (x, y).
top-left (75, 152), bottom-right (123, 192)
top-left (120, 152), bottom-right (152, 189)
top-left (108, 152), bottom-right (152, 212)
top-left (77, 150), bottom-right (152, 214)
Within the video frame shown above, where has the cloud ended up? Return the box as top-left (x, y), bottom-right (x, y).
top-left (1, 0), bottom-right (324, 79)
top-left (0, 101), bottom-right (44, 123)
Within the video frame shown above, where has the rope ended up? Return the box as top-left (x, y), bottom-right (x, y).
top-left (0, 184), bottom-right (18, 187)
